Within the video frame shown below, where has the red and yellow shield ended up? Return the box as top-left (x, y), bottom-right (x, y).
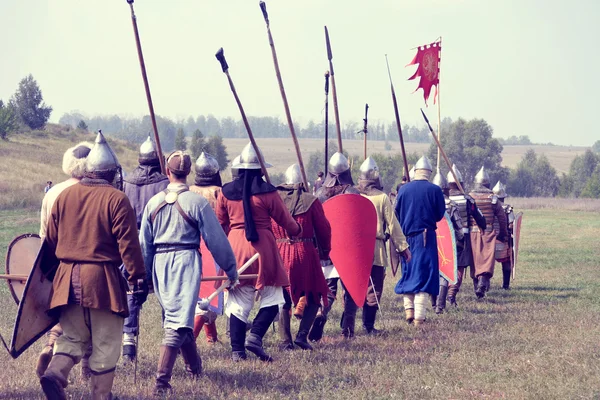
top-left (198, 241), bottom-right (224, 314)
top-left (436, 213), bottom-right (458, 284)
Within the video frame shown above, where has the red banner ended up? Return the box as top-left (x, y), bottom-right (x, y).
top-left (408, 41), bottom-right (441, 105)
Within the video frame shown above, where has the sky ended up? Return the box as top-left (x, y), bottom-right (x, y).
top-left (1, 0), bottom-right (598, 146)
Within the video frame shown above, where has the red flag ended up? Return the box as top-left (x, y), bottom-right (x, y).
top-left (407, 41), bottom-right (441, 105)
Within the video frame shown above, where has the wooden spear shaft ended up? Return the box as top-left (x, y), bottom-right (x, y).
top-left (325, 26), bottom-right (343, 153)
top-left (385, 55), bottom-right (410, 182)
top-left (215, 48), bottom-right (270, 183)
top-left (259, 2), bottom-right (308, 188)
top-left (127, 0), bottom-right (165, 175)
top-left (324, 71), bottom-right (330, 173)
top-left (362, 103), bottom-right (369, 160)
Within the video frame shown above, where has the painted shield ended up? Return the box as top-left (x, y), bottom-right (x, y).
top-left (389, 238), bottom-right (401, 277)
top-left (512, 212), bottom-right (523, 278)
top-left (5, 233), bottom-right (41, 304)
top-left (0, 240), bottom-right (58, 358)
top-left (436, 213), bottom-right (458, 285)
top-left (323, 194), bottom-right (377, 307)
top-left (198, 241), bottom-right (223, 314)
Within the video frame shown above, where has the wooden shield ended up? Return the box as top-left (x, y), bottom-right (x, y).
top-left (323, 194), bottom-right (377, 307)
top-left (389, 238), bottom-right (400, 277)
top-left (512, 212), bottom-right (524, 278)
top-left (198, 241), bottom-right (223, 314)
top-left (0, 240), bottom-right (58, 358)
top-left (5, 233), bottom-right (41, 304)
top-left (436, 213), bottom-right (458, 285)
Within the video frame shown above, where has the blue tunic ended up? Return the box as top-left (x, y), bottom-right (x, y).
top-left (140, 183), bottom-right (238, 330)
top-left (394, 180), bottom-right (445, 295)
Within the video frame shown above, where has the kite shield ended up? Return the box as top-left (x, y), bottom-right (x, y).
top-left (322, 194), bottom-right (377, 307)
top-left (198, 241), bottom-right (223, 314)
top-left (436, 213), bottom-right (458, 285)
top-left (512, 212), bottom-right (523, 279)
top-left (4, 233), bottom-right (41, 304)
top-left (388, 238), bottom-right (401, 277)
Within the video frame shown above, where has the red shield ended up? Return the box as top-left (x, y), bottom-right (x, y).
top-left (322, 194), bottom-right (377, 307)
top-left (198, 241), bottom-right (224, 314)
top-left (436, 213), bottom-right (458, 284)
top-left (512, 212), bottom-right (523, 279)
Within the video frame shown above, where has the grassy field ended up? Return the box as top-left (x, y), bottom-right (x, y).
top-left (1, 206), bottom-right (600, 399)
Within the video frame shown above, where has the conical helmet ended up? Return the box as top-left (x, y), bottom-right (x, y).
top-left (86, 131), bottom-right (120, 174)
top-left (493, 181), bottom-right (507, 198)
top-left (284, 164), bottom-right (303, 185)
top-left (139, 135), bottom-right (159, 163)
top-left (447, 163), bottom-right (463, 184)
top-left (237, 142), bottom-right (272, 170)
top-left (231, 155), bottom-right (242, 178)
top-left (359, 157), bottom-right (379, 180)
top-left (415, 155), bottom-right (433, 171)
top-left (195, 152), bottom-right (220, 177)
top-left (474, 166), bottom-right (490, 186)
top-left (328, 152), bottom-right (349, 174)
top-left (432, 169), bottom-right (448, 189)
top-left (408, 166), bottom-right (416, 180)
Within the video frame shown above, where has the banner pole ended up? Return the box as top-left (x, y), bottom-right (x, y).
top-left (436, 37), bottom-right (442, 171)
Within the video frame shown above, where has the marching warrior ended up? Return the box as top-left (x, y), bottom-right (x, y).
top-left (431, 169), bottom-right (464, 314)
top-left (310, 152), bottom-right (361, 340)
top-left (446, 164), bottom-right (486, 306)
top-left (356, 157), bottom-right (410, 333)
top-left (272, 164), bottom-right (332, 350)
top-left (394, 156), bottom-right (445, 326)
top-left (40, 132), bottom-right (146, 400)
top-left (468, 167), bottom-right (508, 298)
top-left (493, 181), bottom-right (515, 290)
top-left (189, 152), bottom-right (224, 344)
top-left (140, 151), bottom-right (238, 396)
top-left (120, 136), bottom-right (169, 363)
top-left (216, 143), bottom-right (302, 362)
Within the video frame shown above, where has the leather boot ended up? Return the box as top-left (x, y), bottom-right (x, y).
top-left (246, 305), bottom-right (278, 362)
top-left (245, 333), bottom-right (273, 362)
top-left (436, 285), bottom-right (448, 314)
top-left (225, 316), bottom-right (230, 338)
top-left (475, 276), bottom-right (486, 298)
top-left (230, 315), bottom-right (247, 361)
top-left (278, 309), bottom-right (294, 351)
top-left (481, 275), bottom-right (491, 293)
top-left (204, 322), bottom-right (218, 343)
top-left (362, 304), bottom-right (379, 334)
top-left (36, 345), bottom-right (53, 378)
top-left (341, 312), bottom-right (356, 339)
top-left (193, 315), bottom-right (207, 341)
top-left (180, 339), bottom-right (202, 378)
top-left (80, 352), bottom-right (92, 381)
top-left (91, 370), bottom-right (115, 400)
top-left (153, 345), bottom-right (179, 397)
top-left (294, 296), bottom-right (307, 320)
top-left (40, 354), bottom-right (74, 400)
top-left (447, 285), bottom-right (458, 307)
top-left (295, 302), bottom-right (318, 350)
top-left (502, 265), bottom-right (511, 290)
top-left (308, 312), bottom-right (326, 342)
top-left (405, 308), bottom-right (414, 324)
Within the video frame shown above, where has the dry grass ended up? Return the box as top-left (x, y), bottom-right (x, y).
top-left (1, 209), bottom-right (600, 399)
top-left (510, 197), bottom-right (600, 212)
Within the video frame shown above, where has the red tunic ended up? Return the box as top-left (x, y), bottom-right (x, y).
top-left (271, 200), bottom-right (331, 306)
top-left (216, 191), bottom-right (300, 290)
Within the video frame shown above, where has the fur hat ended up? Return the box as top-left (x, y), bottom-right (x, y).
top-left (62, 142), bottom-right (93, 179)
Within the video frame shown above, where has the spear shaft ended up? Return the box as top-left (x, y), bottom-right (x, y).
top-left (325, 26), bottom-right (343, 153)
top-left (385, 55), bottom-right (410, 182)
top-left (324, 71), bottom-right (330, 173)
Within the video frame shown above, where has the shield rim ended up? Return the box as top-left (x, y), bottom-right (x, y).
top-left (437, 213), bottom-right (458, 285)
top-left (5, 233), bottom-right (40, 305)
top-left (512, 212), bottom-right (523, 277)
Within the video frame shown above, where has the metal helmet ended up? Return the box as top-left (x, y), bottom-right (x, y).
top-left (231, 155), bottom-right (241, 169)
top-left (195, 152), bottom-right (220, 177)
top-left (493, 181), bottom-right (508, 198)
top-left (447, 163), bottom-right (463, 184)
top-left (139, 135), bottom-right (159, 163)
top-left (86, 131), bottom-right (120, 174)
top-left (474, 166), bottom-right (490, 186)
top-left (432, 169), bottom-right (448, 189)
top-left (62, 142), bottom-right (92, 178)
top-left (408, 166), bottom-right (416, 180)
top-left (284, 164), bottom-right (303, 185)
top-left (359, 157), bottom-right (379, 180)
top-left (236, 142), bottom-right (273, 170)
top-left (415, 155), bottom-right (433, 171)
top-left (328, 152), bottom-right (349, 174)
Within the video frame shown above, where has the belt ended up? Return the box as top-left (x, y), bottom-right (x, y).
top-left (462, 228), bottom-right (469, 234)
top-left (155, 243), bottom-right (199, 254)
top-left (276, 238), bottom-right (314, 245)
top-left (470, 226), bottom-right (493, 233)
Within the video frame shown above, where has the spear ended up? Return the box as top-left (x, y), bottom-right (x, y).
top-left (361, 103), bottom-right (369, 160)
top-left (324, 71), bottom-right (330, 173)
top-left (215, 48), bottom-right (270, 183)
top-left (259, 1), bottom-right (308, 189)
top-left (125, 0), bottom-right (165, 174)
top-left (421, 109), bottom-right (465, 194)
top-left (324, 26), bottom-right (343, 153)
top-left (385, 55), bottom-right (410, 182)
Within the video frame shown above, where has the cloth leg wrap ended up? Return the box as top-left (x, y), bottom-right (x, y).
top-left (414, 292), bottom-right (429, 321)
top-left (403, 294), bottom-right (415, 310)
top-left (123, 332), bottom-right (136, 347)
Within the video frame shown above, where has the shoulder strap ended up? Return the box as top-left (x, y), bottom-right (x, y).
top-left (150, 188), bottom-right (197, 229)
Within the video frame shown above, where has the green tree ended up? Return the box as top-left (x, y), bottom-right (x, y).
top-left (566, 150), bottom-right (599, 197)
top-left (77, 120), bottom-right (88, 131)
top-left (189, 129), bottom-right (206, 159)
top-left (508, 149), bottom-right (560, 197)
top-left (580, 165), bottom-right (600, 198)
top-left (175, 128), bottom-right (187, 150)
top-left (592, 140), bottom-right (600, 153)
top-left (10, 74), bottom-right (52, 130)
top-left (0, 100), bottom-right (18, 140)
top-left (204, 135), bottom-right (228, 170)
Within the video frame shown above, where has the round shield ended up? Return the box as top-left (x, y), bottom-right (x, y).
top-left (5, 233), bottom-right (41, 304)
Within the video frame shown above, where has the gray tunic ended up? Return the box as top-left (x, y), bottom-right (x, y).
top-left (140, 183), bottom-right (237, 330)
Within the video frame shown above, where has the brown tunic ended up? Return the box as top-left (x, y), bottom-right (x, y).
top-left (216, 191), bottom-right (301, 290)
top-left (46, 182), bottom-right (146, 317)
